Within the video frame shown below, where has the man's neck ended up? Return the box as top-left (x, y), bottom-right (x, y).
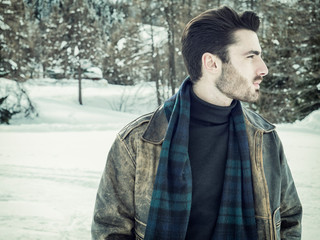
top-left (192, 78), bottom-right (233, 107)
top-left (190, 87), bottom-right (235, 125)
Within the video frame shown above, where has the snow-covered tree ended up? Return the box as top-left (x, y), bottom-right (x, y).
top-left (252, 1), bottom-right (320, 123)
top-left (0, 78), bottom-right (37, 124)
top-left (0, 0), bottom-right (31, 80)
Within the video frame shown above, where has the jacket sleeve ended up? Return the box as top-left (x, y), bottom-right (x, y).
top-left (91, 134), bottom-right (135, 240)
top-left (278, 134), bottom-right (302, 239)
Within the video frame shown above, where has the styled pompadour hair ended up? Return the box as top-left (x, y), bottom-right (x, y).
top-left (181, 6), bottom-right (260, 82)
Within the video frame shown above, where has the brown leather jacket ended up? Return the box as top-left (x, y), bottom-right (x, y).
top-left (92, 105), bottom-right (302, 240)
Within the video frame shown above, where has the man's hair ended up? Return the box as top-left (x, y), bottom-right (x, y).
top-left (181, 6), bottom-right (260, 82)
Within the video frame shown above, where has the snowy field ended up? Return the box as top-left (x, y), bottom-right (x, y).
top-left (0, 78), bottom-right (319, 239)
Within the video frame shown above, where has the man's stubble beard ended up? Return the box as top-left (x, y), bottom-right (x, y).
top-left (216, 63), bottom-right (262, 103)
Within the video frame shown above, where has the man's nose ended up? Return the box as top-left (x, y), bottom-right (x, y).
top-left (257, 59), bottom-right (269, 77)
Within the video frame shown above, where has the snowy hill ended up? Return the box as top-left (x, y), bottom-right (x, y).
top-left (0, 78), bottom-right (319, 239)
top-left (0, 78), bottom-right (158, 131)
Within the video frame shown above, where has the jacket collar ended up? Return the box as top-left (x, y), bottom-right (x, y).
top-left (142, 103), bottom-right (276, 144)
top-left (142, 105), bottom-right (168, 144)
top-left (242, 106), bottom-right (276, 133)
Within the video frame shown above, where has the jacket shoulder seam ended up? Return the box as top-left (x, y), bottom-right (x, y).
top-left (116, 134), bottom-right (136, 167)
top-left (118, 112), bottom-right (153, 140)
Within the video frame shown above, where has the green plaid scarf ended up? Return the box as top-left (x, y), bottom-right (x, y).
top-left (144, 78), bottom-right (257, 239)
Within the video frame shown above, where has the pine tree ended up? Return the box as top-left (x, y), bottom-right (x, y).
top-left (0, 0), bottom-right (31, 80)
top-left (252, 1), bottom-right (320, 123)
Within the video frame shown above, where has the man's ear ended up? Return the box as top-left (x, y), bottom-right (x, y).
top-left (201, 52), bottom-right (221, 74)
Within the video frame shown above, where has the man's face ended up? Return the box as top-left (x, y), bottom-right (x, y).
top-left (216, 29), bottom-right (268, 103)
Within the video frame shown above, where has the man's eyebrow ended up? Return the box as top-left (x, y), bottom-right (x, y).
top-left (244, 50), bottom-right (261, 56)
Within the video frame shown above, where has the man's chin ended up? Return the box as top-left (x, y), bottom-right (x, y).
top-left (249, 92), bottom-right (260, 103)
top-left (241, 91), bottom-right (260, 103)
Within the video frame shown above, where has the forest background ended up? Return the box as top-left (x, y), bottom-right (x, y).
top-left (1, 0), bottom-right (319, 123)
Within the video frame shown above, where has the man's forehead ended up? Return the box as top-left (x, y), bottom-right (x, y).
top-left (229, 29), bottom-right (262, 54)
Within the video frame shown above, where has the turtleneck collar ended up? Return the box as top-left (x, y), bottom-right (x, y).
top-left (190, 87), bottom-right (237, 125)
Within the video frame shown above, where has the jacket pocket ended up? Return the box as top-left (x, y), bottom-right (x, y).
top-left (273, 207), bottom-right (281, 240)
top-left (134, 218), bottom-right (146, 240)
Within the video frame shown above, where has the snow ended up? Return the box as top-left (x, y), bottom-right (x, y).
top-left (0, 78), bottom-right (37, 121)
top-left (275, 130), bottom-right (319, 235)
top-left (117, 38), bottom-right (127, 51)
top-left (9, 60), bottom-right (18, 69)
top-left (83, 67), bottom-right (103, 79)
top-left (60, 41), bottom-right (67, 49)
top-left (0, 78), bottom-right (319, 239)
top-left (140, 24), bottom-right (167, 47)
top-left (0, 19), bottom-right (11, 31)
top-left (74, 46), bottom-right (79, 56)
top-left (292, 64), bottom-right (300, 70)
top-left (47, 66), bottom-right (64, 74)
top-left (277, 109), bottom-right (320, 134)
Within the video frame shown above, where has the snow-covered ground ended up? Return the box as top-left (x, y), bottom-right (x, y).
top-left (0, 78), bottom-right (319, 239)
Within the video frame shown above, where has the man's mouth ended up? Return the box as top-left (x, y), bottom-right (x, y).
top-left (253, 79), bottom-right (262, 89)
top-left (253, 76), bottom-right (262, 90)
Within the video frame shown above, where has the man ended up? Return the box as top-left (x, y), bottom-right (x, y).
top-left (92, 6), bottom-right (302, 240)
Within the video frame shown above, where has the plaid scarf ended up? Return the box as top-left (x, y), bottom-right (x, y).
top-left (144, 79), bottom-right (257, 240)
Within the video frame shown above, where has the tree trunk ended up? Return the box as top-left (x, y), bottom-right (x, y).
top-left (150, 21), bottom-right (162, 106)
top-left (78, 65), bottom-right (83, 105)
top-left (165, 2), bottom-right (176, 95)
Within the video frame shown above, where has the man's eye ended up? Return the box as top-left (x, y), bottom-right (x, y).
top-left (247, 55), bottom-right (254, 59)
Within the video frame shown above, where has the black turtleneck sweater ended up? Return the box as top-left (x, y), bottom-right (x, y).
top-left (185, 88), bottom-right (236, 240)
